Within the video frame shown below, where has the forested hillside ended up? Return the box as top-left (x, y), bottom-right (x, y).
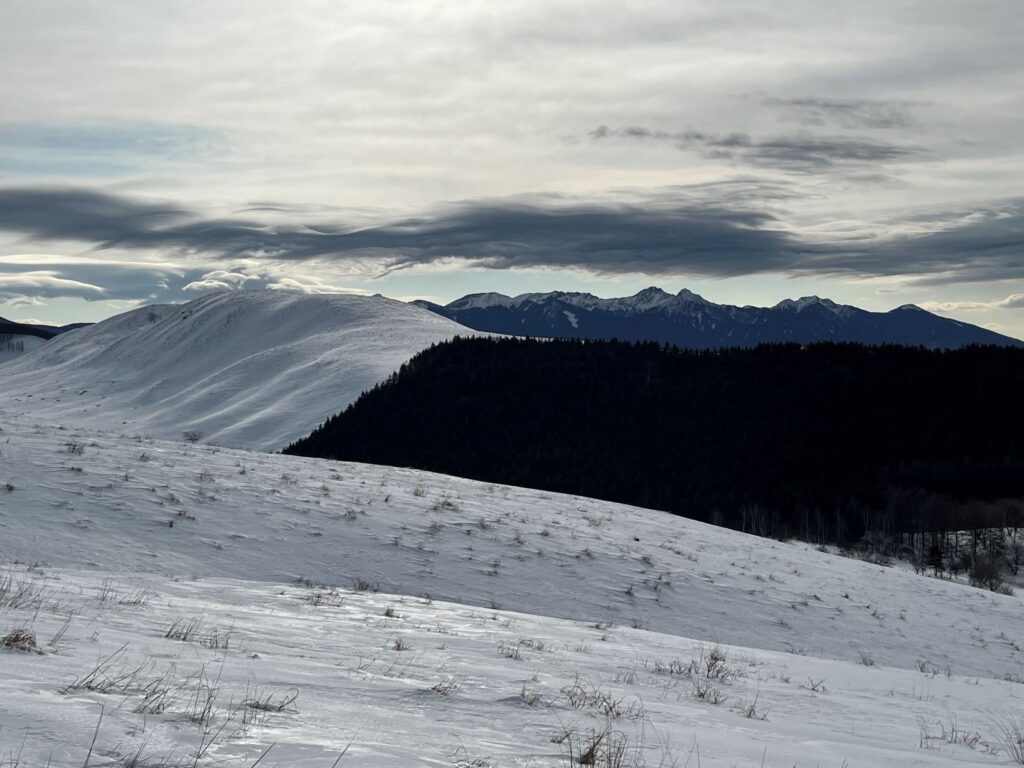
top-left (286, 338), bottom-right (1024, 550)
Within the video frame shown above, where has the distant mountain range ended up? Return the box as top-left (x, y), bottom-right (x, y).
top-left (414, 287), bottom-right (1023, 349)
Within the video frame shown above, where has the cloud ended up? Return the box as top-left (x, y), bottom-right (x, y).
top-left (0, 272), bottom-right (106, 302)
top-left (183, 269), bottom-right (369, 295)
top-left (0, 253), bottom-right (186, 304)
top-left (264, 276), bottom-right (372, 295)
top-left (183, 270), bottom-right (265, 292)
top-left (0, 186), bottom-right (803, 277)
top-left (1, 296), bottom-right (43, 307)
top-left (589, 126), bottom-right (921, 173)
top-left (920, 294), bottom-right (1024, 312)
top-left (1, 186), bottom-right (1023, 288)
top-left (844, 200), bottom-right (1024, 284)
top-left (760, 97), bottom-right (918, 129)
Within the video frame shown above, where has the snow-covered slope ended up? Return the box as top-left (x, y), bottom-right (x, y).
top-left (0, 332), bottom-right (46, 363)
top-left (0, 291), bottom-right (475, 450)
top-left (1, 416), bottom-right (1020, 680)
top-left (5, 564), bottom-right (1023, 768)
top-left (2, 416), bottom-right (1024, 766)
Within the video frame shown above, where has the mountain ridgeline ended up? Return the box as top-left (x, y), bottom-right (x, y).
top-left (414, 288), bottom-right (1023, 349)
top-left (285, 337), bottom-right (1024, 544)
top-left (0, 316), bottom-right (90, 339)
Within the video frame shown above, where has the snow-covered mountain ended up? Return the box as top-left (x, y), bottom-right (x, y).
top-left (415, 287), bottom-right (1024, 348)
top-left (0, 290), bottom-right (476, 450)
top-left (1, 415), bottom-right (1022, 765)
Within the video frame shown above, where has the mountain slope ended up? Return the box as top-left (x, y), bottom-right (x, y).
top-left (1, 414), bottom-right (1021, 679)
top-left (414, 287), bottom-right (1023, 348)
top-left (2, 416), bottom-right (1023, 765)
top-left (0, 290), bottom-right (475, 450)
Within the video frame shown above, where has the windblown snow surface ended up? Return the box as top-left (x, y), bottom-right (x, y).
top-left (1, 416), bottom-right (1023, 767)
top-left (0, 291), bottom-right (475, 451)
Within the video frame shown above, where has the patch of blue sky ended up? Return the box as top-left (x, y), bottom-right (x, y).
top-left (0, 121), bottom-right (224, 177)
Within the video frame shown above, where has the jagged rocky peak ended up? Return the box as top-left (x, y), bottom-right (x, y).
top-left (625, 286), bottom-right (673, 307)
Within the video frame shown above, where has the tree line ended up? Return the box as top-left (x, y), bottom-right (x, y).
top-left (285, 337), bottom-right (1024, 580)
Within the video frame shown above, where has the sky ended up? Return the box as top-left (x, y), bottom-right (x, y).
top-left (1, 1), bottom-right (1022, 338)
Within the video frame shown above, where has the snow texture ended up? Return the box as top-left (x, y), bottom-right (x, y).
top-left (1, 416), bottom-right (1024, 766)
top-left (0, 291), bottom-right (476, 451)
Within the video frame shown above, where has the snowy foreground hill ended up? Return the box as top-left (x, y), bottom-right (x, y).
top-left (2, 415), bottom-right (1024, 766)
top-left (0, 290), bottom-right (474, 451)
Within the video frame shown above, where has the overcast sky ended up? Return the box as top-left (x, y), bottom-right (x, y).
top-left (1, 1), bottom-right (1022, 337)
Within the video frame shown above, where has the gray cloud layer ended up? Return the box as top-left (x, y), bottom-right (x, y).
top-left (761, 97), bottom-right (918, 129)
top-left (589, 126), bottom-right (921, 173)
top-left (1, 187), bottom-right (1023, 288)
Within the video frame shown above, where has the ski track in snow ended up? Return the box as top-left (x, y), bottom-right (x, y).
top-left (1, 415), bottom-right (1024, 766)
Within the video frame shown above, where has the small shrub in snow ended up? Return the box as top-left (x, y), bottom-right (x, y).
top-left (431, 677), bottom-right (461, 696)
top-left (497, 640), bottom-right (522, 660)
top-left (802, 677), bottom-right (827, 693)
top-left (559, 722), bottom-right (644, 767)
top-left (919, 716), bottom-right (985, 752)
top-left (164, 617), bottom-right (203, 642)
top-left (244, 686), bottom-right (299, 713)
top-left (351, 577), bottom-right (379, 592)
top-left (61, 645), bottom-right (146, 695)
top-left (2, 628), bottom-right (39, 653)
top-left (735, 695), bottom-right (769, 720)
top-left (304, 588), bottom-right (344, 607)
top-left (520, 684), bottom-right (544, 706)
top-left (559, 679), bottom-right (646, 720)
top-left (691, 678), bottom-right (727, 705)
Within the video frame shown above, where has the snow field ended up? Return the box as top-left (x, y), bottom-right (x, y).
top-left (2, 564), bottom-right (1024, 767)
top-left (1, 414), bottom-right (1024, 766)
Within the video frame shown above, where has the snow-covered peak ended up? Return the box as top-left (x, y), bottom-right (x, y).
top-left (773, 296), bottom-right (854, 315)
top-left (0, 290), bottom-right (476, 450)
top-left (447, 292), bottom-right (517, 310)
top-left (676, 288), bottom-right (711, 303)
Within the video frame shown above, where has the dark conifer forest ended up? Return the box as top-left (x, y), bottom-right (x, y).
top-left (285, 338), bottom-right (1024, 549)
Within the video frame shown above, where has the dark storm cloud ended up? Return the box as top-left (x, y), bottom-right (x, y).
top-left (0, 188), bottom-right (192, 244)
top-left (589, 126), bottom-right (921, 173)
top-left (0, 186), bottom-right (804, 277)
top-left (855, 202), bottom-right (1024, 285)
top-left (1, 186), bottom-right (1023, 285)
